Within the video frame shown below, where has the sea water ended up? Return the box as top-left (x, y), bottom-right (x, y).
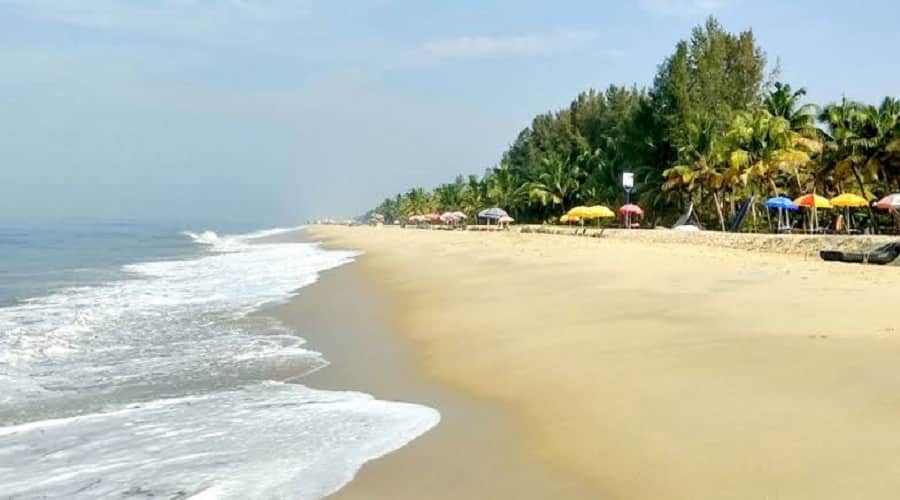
top-left (0, 219), bottom-right (439, 499)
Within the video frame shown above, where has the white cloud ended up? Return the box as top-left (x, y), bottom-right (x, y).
top-left (422, 30), bottom-right (597, 59)
top-left (640, 0), bottom-right (736, 17)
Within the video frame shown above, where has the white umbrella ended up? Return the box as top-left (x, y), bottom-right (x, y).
top-left (875, 194), bottom-right (900, 210)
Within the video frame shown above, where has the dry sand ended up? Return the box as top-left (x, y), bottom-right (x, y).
top-left (308, 226), bottom-right (900, 499)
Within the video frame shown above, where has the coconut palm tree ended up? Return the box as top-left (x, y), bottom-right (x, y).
top-left (764, 82), bottom-right (819, 138)
top-left (663, 113), bottom-right (730, 230)
top-left (528, 154), bottom-right (583, 214)
top-left (433, 176), bottom-right (465, 212)
top-left (400, 187), bottom-right (434, 216)
top-left (459, 175), bottom-right (487, 218)
top-left (726, 108), bottom-right (817, 195)
top-left (486, 163), bottom-right (529, 215)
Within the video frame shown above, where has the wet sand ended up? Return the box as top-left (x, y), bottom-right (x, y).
top-left (269, 264), bottom-right (598, 499)
top-left (305, 225), bottom-right (900, 499)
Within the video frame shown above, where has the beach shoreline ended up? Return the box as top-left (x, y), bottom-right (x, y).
top-left (305, 224), bottom-right (900, 499)
top-left (268, 251), bottom-right (598, 499)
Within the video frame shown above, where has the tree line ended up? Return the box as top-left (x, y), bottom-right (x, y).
top-left (369, 18), bottom-right (900, 230)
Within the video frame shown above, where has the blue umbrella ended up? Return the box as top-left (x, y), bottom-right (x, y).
top-left (765, 196), bottom-right (798, 232)
top-left (477, 207), bottom-right (509, 220)
top-left (764, 196), bottom-right (799, 211)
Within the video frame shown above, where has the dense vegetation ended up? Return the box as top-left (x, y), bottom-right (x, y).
top-left (369, 18), bottom-right (900, 230)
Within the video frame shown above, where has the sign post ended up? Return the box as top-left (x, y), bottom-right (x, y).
top-left (622, 172), bottom-right (634, 229)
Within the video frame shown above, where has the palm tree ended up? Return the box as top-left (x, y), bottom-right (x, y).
top-left (486, 163), bottom-right (529, 215)
top-left (459, 175), bottom-right (487, 218)
top-left (577, 137), bottom-right (625, 206)
top-left (663, 113), bottom-right (730, 230)
top-left (818, 98), bottom-right (884, 198)
top-left (434, 176), bottom-right (465, 212)
top-left (726, 108), bottom-right (816, 195)
top-left (528, 155), bottom-right (583, 215)
top-left (400, 187), bottom-right (434, 216)
top-left (764, 82), bottom-right (819, 138)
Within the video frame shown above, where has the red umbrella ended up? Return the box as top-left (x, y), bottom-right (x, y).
top-left (618, 204), bottom-right (644, 217)
top-left (426, 213), bottom-right (442, 223)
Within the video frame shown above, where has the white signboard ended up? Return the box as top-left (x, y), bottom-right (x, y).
top-left (622, 172), bottom-right (634, 190)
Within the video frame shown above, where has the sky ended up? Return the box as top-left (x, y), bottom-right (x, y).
top-left (1, 0), bottom-right (898, 225)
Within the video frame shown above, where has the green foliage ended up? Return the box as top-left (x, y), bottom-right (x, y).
top-left (369, 17), bottom-right (900, 232)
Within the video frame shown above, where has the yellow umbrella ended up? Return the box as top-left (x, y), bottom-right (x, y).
top-left (831, 193), bottom-right (870, 233)
top-left (587, 205), bottom-right (616, 219)
top-left (794, 193), bottom-right (832, 209)
top-left (566, 206), bottom-right (592, 219)
top-left (830, 193), bottom-right (869, 208)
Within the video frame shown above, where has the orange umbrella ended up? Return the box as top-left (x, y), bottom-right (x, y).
top-left (793, 194), bottom-right (832, 209)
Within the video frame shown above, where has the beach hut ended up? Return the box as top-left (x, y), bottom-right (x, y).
top-left (831, 194), bottom-right (869, 233)
top-left (794, 194), bottom-right (832, 232)
top-left (764, 196), bottom-right (799, 232)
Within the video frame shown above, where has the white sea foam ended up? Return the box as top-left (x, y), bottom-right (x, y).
top-left (0, 227), bottom-right (438, 499)
top-left (0, 383), bottom-right (439, 499)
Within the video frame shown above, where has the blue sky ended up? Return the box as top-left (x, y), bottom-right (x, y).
top-left (1, 0), bottom-right (898, 225)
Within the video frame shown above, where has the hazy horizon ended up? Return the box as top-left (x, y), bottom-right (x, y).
top-left (2, 0), bottom-right (899, 225)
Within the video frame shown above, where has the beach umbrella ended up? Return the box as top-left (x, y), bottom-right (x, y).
top-left (618, 204), bottom-right (644, 216)
top-left (478, 207), bottom-right (509, 222)
top-left (566, 206), bottom-right (592, 219)
top-left (498, 215), bottom-right (514, 224)
top-left (439, 212), bottom-right (456, 224)
top-left (875, 194), bottom-right (900, 210)
top-left (587, 205), bottom-right (616, 219)
top-left (794, 194), bottom-right (831, 232)
top-left (831, 193), bottom-right (869, 208)
top-left (618, 204), bottom-right (643, 230)
top-left (583, 205), bottom-right (615, 228)
top-left (426, 213), bottom-right (442, 223)
top-left (765, 196), bottom-right (798, 232)
top-left (451, 211), bottom-right (467, 220)
top-left (793, 193), bottom-right (832, 209)
top-left (831, 193), bottom-right (870, 233)
top-left (764, 196), bottom-right (799, 211)
top-left (559, 214), bottom-right (579, 224)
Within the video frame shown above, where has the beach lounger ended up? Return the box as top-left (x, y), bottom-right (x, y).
top-left (820, 242), bottom-right (900, 265)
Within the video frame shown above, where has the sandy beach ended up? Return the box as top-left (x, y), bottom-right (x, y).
top-left (307, 225), bottom-right (900, 499)
top-left (270, 263), bottom-right (597, 499)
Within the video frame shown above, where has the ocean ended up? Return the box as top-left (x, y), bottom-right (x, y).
top-left (0, 219), bottom-right (439, 499)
